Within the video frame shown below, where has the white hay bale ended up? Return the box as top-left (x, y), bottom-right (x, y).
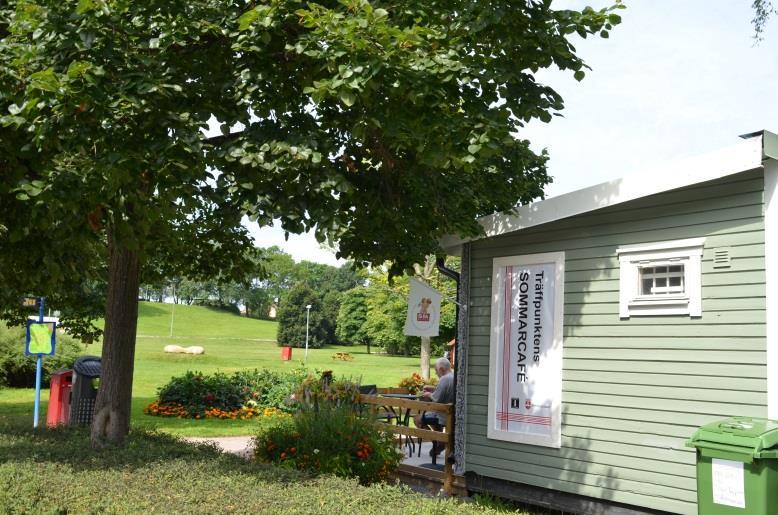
top-left (164, 345), bottom-right (186, 353)
top-left (184, 346), bottom-right (205, 355)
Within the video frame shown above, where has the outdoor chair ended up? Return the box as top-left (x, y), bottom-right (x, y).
top-left (357, 385), bottom-right (399, 425)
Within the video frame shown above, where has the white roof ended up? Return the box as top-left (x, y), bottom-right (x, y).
top-left (441, 132), bottom-right (774, 253)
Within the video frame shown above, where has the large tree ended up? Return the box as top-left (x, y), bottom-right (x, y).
top-left (0, 0), bottom-right (621, 446)
top-left (753, 0), bottom-right (776, 40)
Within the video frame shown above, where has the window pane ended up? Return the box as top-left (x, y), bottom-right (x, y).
top-left (655, 266), bottom-right (667, 274)
top-left (669, 276), bottom-right (682, 287)
top-left (656, 278), bottom-right (667, 287)
top-left (642, 279), bottom-right (653, 294)
top-left (642, 267), bottom-right (654, 275)
top-left (669, 265), bottom-right (683, 273)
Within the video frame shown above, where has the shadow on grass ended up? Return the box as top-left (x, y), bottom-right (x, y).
top-left (0, 418), bottom-right (303, 484)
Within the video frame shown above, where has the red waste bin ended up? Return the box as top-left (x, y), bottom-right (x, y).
top-left (47, 369), bottom-right (73, 427)
top-left (281, 346), bottom-right (292, 361)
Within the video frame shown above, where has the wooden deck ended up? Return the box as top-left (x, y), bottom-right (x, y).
top-left (358, 392), bottom-right (466, 496)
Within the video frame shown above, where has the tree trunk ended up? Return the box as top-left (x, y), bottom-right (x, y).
top-left (90, 234), bottom-right (141, 448)
top-left (420, 336), bottom-right (431, 380)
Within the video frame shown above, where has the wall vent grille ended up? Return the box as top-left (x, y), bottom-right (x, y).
top-left (713, 248), bottom-right (731, 268)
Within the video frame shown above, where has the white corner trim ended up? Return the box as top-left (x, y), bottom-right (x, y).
top-left (440, 135), bottom-right (763, 253)
top-left (765, 160), bottom-right (778, 419)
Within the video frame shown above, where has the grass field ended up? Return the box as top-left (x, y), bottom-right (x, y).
top-left (1, 424), bottom-right (531, 514)
top-left (0, 302), bottom-right (426, 436)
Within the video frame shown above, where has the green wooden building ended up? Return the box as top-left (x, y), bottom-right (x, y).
top-left (442, 131), bottom-right (778, 514)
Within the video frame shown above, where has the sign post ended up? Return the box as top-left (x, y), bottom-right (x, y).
top-left (24, 297), bottom-right (56, 428)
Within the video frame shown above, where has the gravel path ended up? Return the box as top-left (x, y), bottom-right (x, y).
top-left (184, 436), bottom-right (254, 460)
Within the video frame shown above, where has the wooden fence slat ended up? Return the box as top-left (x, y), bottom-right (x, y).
top-left (358, 394), bottom-right (452, 414)
top-left (377, 422), bottom-right (450, 442)
top-left (358, 393), bottom-right (455, 494)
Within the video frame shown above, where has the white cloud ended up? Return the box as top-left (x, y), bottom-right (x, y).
top-left (245, 219), bottom-right (344, 266)
top-left (525, 0), bottom-right (778, 197)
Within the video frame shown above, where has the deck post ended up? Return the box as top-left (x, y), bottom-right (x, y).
top-left (443, 405), bottom-right (455, 495)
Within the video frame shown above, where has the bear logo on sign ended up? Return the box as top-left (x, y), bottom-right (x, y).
top-left (416, 297), bottom-right (432, 322)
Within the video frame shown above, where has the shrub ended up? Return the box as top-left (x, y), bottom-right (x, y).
top-left (156, 370), bottom-right (244, 417)
top-left (231, 367), bottom-right (309, 413)
top-left (0, 324), bottom-right (85, 387)
top-left (293, 372), bottom-right (361, 410)
top-left (147, 368), bottom-right (309, 419)
top-left (254, 405), bottom-right (403, 485)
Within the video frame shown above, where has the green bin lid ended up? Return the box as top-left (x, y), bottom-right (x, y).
top-left (687, 417), bottom-right (778, 458)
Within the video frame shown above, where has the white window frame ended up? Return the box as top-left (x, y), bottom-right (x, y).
top-left (617, 238), bottom-right (705, 318)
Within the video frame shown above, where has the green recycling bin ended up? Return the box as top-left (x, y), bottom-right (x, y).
top-left (687, 417), bottom-right (778, 514)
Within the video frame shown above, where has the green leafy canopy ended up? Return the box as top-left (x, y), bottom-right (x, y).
top-left (0, 0), bottom-right (622, 337)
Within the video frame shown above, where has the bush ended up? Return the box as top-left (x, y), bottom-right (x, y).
top-left (147, 368), bottom-right (309, 419)
top-left (293, 372), bottom-right (361, 410)
top-left (254, 405), bottom-right (403, 485)
top-left (231, 367), bottom-right (309, 413)
top-left (155, 371), bottom-right (245, 416)
top-left (0, 324), bottom-right (85, 387)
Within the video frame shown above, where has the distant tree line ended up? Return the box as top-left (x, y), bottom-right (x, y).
top-left (142, 248), bottom-right (458, 356)
top-left (139, 246), bottom-right (362, 321)
top-left (277, 257), bottom-right (458, 356)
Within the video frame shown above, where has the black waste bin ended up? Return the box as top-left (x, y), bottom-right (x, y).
top-left (69, 355), bottom-right (101, 426)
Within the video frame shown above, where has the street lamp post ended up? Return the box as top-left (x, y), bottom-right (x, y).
top-left (304, 304), bottom-right (312, 364)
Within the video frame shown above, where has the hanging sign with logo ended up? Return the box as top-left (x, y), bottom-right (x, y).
top-left (487, 252), bottom-right (564, 448)
top-left (404, 278), bottom-right (442, 337)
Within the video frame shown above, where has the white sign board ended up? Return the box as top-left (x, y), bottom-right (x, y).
top-left (404, 278), bottom-right (442, 337)
top-left (487, 252), bottom-right (564, 448)
top-left (712, 459), bottom-right (746, 509)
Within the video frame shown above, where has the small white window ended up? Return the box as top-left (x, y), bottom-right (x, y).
top-left (617, 238), bottom-right (704, 318)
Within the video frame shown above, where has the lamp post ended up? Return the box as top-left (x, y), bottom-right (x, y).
top-left (304, 304), bottom-right (312, 364)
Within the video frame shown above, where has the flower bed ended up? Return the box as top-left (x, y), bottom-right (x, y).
top-left (143, 403), bottom-right (265, 420)
top-left (144, 368), bottom-right (308, 420)
top-left (254, 405), bottom-right (402, 485)
top-left (254, 373), bottom-right (402, 485)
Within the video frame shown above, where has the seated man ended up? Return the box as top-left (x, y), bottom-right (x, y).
top-left (414, 357), bottom-right (454, 457)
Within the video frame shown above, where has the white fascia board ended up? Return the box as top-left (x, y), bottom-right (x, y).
top-left (765, 158), bottom-right (778, 418)
top-left (440, 135), bottom-right (763, 253)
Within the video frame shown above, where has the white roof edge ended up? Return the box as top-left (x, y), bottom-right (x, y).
top-left (441, 133), bottom-right (765, 253)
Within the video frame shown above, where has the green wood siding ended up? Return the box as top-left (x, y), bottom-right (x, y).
top-left (464, 170), bottom-right (767, 514)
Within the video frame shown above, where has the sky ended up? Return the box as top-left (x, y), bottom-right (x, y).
top-left (244, 0), bottom-right (778, 266)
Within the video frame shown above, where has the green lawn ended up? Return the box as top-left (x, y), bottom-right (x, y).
top-left (1, 302), bottom-right (426, 436)
top-left (0, 424), bottom-right (526, 514)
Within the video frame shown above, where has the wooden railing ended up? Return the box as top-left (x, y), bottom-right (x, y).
top-left (358, 393), bottom-right (455, 494)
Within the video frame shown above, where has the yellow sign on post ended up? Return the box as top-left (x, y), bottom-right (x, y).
top-left (26, 322), bottom-right (56, 356)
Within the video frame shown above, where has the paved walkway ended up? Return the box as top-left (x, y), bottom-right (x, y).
top-left (183, 435), bottom-right (443, 470)
top-left (184, 436), bottom-right (254, 459)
